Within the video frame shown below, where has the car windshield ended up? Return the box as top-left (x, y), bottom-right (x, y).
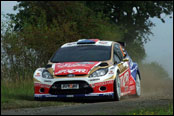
top-left (50, 45), bottom-right (111, 62)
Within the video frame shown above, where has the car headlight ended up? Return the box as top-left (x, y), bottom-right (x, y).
top-left (89, 68), bottom-right (108, 78)
top-left (42, 70), bottom-right (53, 79)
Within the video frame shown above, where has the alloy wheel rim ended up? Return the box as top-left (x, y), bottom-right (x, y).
top-left (136, 74), bottom-right (141, 96)
top-left (116, 76), bottom-right (121, 98)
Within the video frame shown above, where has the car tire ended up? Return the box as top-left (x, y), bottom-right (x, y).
top-left (135, 73), bottom-right (141, 97)
top-left (113, 73), bottom-right (121, 101)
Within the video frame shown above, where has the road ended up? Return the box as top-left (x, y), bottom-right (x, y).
top-left (1, 72), bottom-right (173, 115)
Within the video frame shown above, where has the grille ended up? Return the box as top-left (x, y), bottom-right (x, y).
top-left (49, 81), bottom-right (93, 95)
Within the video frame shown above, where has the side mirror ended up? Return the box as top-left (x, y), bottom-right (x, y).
top-left (123, 58), bottom-right (129, 62)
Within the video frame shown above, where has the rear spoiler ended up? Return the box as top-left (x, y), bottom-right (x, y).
top-left (116, 41), bottom-right (126, 47)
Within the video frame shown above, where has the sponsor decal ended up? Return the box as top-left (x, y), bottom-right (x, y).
top-left (89, 78), bottom-right (100, 81)
top-left (44, 80), bottom-right (52, 83)
top-left (129, 80), bottom-right (134, 85)
top-left (35, 72), bottom-right (41, 77)
top-left (35, 92), bottom-right (114, 98)
top-left (55, 69), bottom-right (87, 75)
top-left (129, 85), bottom-right (135, 90)
top-left (99, 41), bottom-right (108, 44)
top-left (109, 70), bottom-right (114, 74)
top-left (34, 83), bottom-right (51, 88)
top-left (54, 62), bottom-right (99, 75)
top-left (94, 80), bottom-right (113, 86)
top-left (76, 62), bottom-right (95, 65)
top-left (120, 71), bottom-right (129, 87)
top-left (66, 95), bottom-right (74, 97)
top-left (125, 86), bottom-right (128, 91)
top-left (56, 63), bottom-right (90, 68)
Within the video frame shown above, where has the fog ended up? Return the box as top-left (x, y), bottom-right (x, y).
top-left (144, 14), bottom-right (173, 79)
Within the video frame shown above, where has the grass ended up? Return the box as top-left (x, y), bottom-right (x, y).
top-left (1, 78), bottom-right (34, 101)
top-left (1, 79), bottom-right (173, 115)
top-left (1, 78), bottom-right (79, 110)
top-left (121, 104), bottom-right (173, 115)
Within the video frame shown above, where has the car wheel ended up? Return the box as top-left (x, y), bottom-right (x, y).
top-left (113, 73), bottom-right (121, 101)
top-left (135, 73), bottom-right (141, 97)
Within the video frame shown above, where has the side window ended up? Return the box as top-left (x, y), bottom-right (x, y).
top-left (120, 46), bottom-right (127, 57)
top-left (113, 45), bottom-right (121, 64)
top-left (114, 44), bottom-right (124, 60)
top-left (113, 53), bottom-right (121, 63)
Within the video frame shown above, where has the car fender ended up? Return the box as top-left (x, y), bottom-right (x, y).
top-left (33, 68), bottom-right (45, 82)
top-left (137, 68), bottom-right (141, 80)
top-left (113, 65), bottom-right (120, 79)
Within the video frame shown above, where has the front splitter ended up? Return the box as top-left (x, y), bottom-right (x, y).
top-left (34, 92), bottom-right (114, 99)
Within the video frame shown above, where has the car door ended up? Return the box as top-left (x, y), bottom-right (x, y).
top-left (113, 43), bottom-right (130, 94)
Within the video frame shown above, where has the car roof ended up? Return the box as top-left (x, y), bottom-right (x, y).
top-left (61, 39), bottom-right (115, 48)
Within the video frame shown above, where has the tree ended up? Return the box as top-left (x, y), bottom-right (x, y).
top-left (3, 1), bottom-right (123, 71)
top-left (85, 1), bottom-right (173, 41)
top-left (84, 1), bottom-right (173, 61)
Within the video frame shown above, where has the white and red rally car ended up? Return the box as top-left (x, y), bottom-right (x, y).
top-left (33, 39), bottom-right (141, 101)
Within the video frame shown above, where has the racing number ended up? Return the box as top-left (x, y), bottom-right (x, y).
top-left (120, 71), bottom-right (129, 88)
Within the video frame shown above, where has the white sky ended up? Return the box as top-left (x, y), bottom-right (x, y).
top-left (144, 15), bottom-right (173, 78)
top-left (1, 1), bottom-right (173, 78)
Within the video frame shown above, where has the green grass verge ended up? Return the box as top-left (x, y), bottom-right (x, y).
top-left (1, 79), bottom-right (79, 110)
top-left (121, 104), bottom-right (173, 115)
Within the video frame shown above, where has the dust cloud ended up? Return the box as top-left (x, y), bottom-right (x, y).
top-left (140, 64), bottom-right (173, 99)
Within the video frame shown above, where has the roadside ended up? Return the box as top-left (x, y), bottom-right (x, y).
top-left (1, 80), bottom-right (173, 115)
top-left (1, 79), bottom-right (80, 110)
top-left (1, 63), bottom-right (173, 115)
top-left (1, 96), bottom-right (173, 115)
top-left (121, 103), bottom-right (173, 115)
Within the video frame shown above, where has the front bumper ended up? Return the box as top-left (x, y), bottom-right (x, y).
top-left (34, 92), bottom-right (114, 100)
top-left (34, 79), bottom-right (115, 99)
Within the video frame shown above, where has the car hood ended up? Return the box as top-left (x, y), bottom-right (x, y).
top-left (53, 62), bottom-right (100, 75)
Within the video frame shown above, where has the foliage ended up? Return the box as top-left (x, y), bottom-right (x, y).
top-left (139, 61), bottom-right (170, 79)
top-left (1, 2), bottom-right (172, 110)
top-left (1, 78), bottom-right (78, 110)
top-left (1, 1), bottom-right (123, 81)
top-left (84, 1), bottom-right (173, 42)
top-left (84, 1), bottom-right (173, 60)
top-left (7, 1), bottom-right (173, 62)
top-left (2, 1), bottom-right (173, 81)
top-left (1, 14), bottom-right (37, 81)
top-left (121, 104), bottom-right (173, 115)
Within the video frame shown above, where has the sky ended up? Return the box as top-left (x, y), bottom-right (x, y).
top-left (1, 1), bottom-right (173, 79)
top-left (1, 1), bottom-right (18, 14)
top-left (144, 14), bottom-right (173, 79)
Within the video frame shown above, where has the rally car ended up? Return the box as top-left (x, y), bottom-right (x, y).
top-left (33, 39), bottom-right (141, 101)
